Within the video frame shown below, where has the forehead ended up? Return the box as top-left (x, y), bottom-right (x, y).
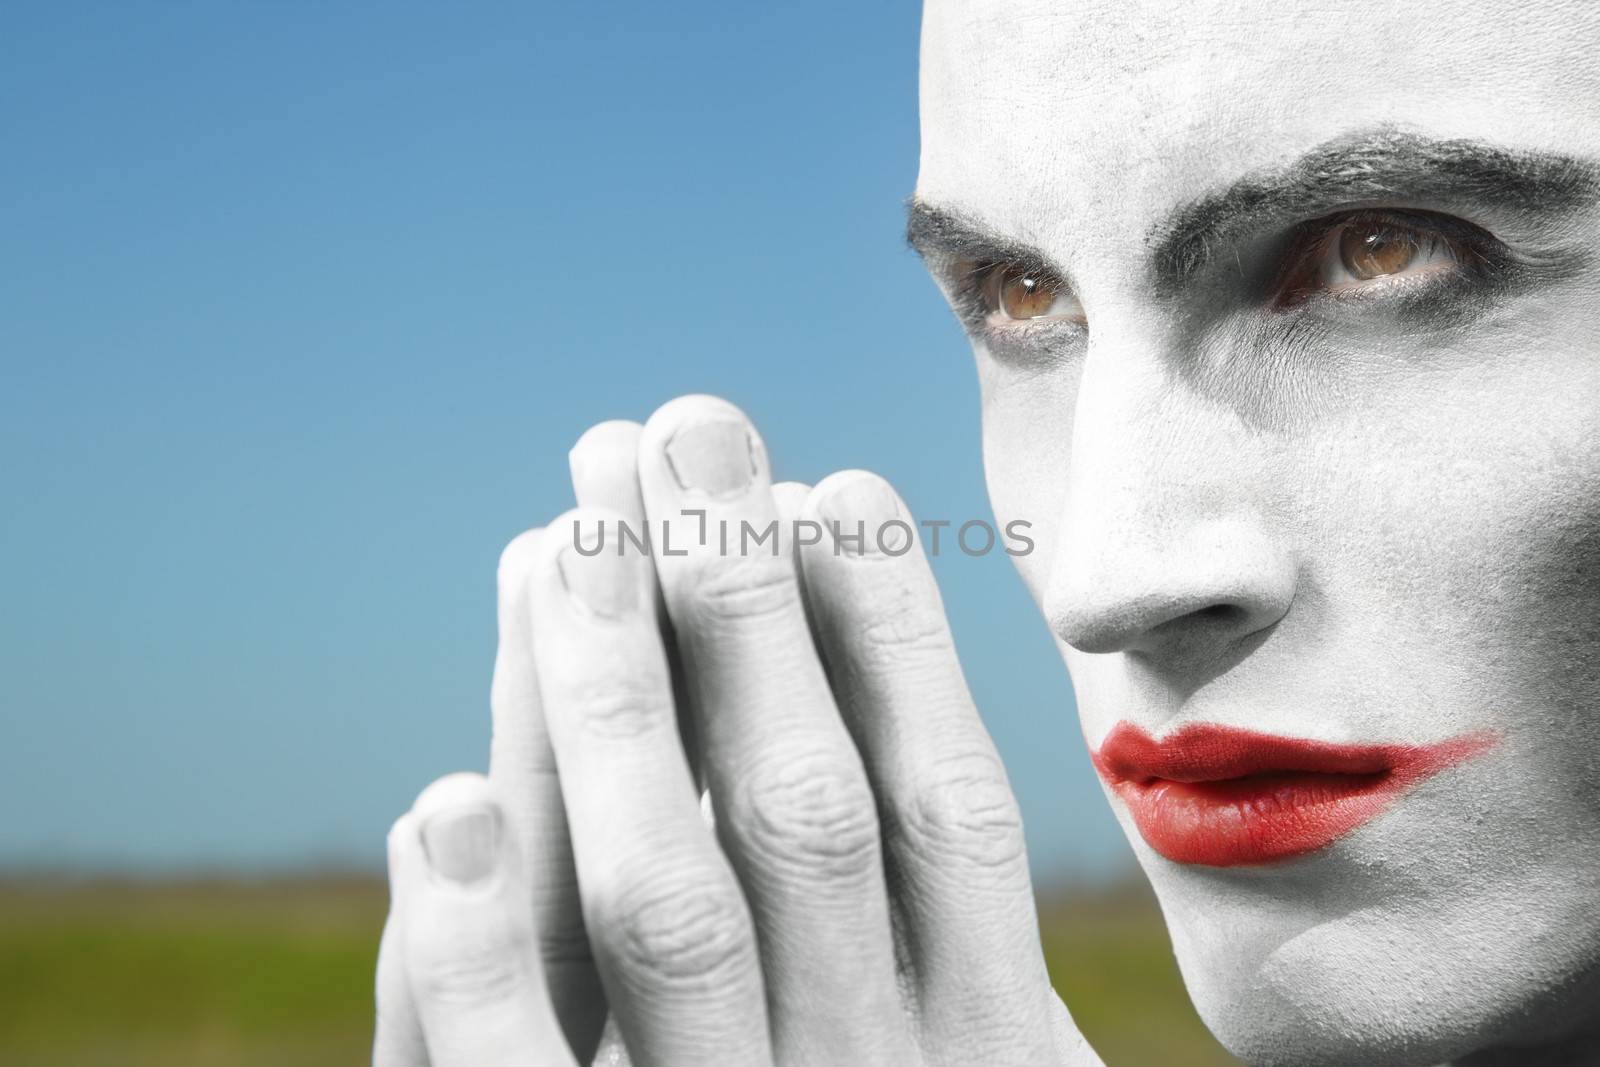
top-left (917, 0), bottom-right (1600, 250)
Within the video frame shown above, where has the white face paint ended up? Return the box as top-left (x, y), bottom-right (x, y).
top-left (913, 2), bottom-right (1600, 1064)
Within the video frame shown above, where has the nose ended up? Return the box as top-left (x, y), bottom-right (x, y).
top-left (1044, 342), bottom-right (1296, 673)
top-left (1048, 519), bottom-right (1295, 661)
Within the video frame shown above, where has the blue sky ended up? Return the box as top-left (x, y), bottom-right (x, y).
top-left (1, 2), bottom-right (1131, 883)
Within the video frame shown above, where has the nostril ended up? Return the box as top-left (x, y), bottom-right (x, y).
top-left (1053, 596), bottom-right (1276, 658)
top-left (1149, 602), bottom-right (1251, 641)
top-left (1046, 524), bottom-right (1296, 662)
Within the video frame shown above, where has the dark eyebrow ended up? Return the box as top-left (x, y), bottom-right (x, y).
top-left (907, 129), bottom-right (1600, 299)
top-left (905, 199), bottom-right (1062, 286)
top-left (1149, 128), bottom-right (1600, 295)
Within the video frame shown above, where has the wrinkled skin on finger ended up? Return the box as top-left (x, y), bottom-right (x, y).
top-left (375, 397), bottom-right (1106, 1067)
top-left (378, 774), bottom-right (578, 1067)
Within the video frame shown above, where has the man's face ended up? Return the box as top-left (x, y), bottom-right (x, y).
top-left (912, 2), bottom-right (1600, 1063)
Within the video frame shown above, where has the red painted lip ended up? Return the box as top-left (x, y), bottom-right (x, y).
top-left (1092, 722), bottom-right (1496, 867)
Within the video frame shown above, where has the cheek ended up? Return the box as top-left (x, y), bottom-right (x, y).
top-left (1304, 335), bottom-right (1600, 720)
top-left (1328, 399), bottom-right (1600, 798)
top-left (976, 357), bottom-right (1078, 601)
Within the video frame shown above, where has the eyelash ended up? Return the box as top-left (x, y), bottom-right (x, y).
top-left (949, 208), bottom-right (1508, 347)
top-left (948, 257), bottom-right (1083, 343)
top-left (1271, 208), bottom-right (1504, 309)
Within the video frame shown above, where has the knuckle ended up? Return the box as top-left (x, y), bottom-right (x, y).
top-left (564, 673), bottom-right (673, 740)
top-left (858, 607), bottom-right (952, 661)
top-left (894, 750), bottom-right (1028, 873)
top-left (595, 869), bottom-right (755, 989)
top-left (685, 555), bottom-right (799, 625)
top-left (414, 930), bottom-right (535, 1007)
top-left (732, 749), bottom-right (881, 882)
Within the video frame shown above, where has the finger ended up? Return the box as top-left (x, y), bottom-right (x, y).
top-left (375, 820), bottom-right (430, 1067)
top-left (570, 420), bottom-right (647, 519)
top-left (768, 483), bottom-right (812, 579)
top-left (770, 480), bottom-right (811, 525)
top-left (636, 398), bottom-right (909, 1063)
top-left (489, 531), bottom-right (608, 1060)
top-left (771, 480), bottom-right (825, 664)
top-left (394, 774), bottom-right (577, 1067)
top-left (797, 470), bottom-right (1058, 1064)
top-left (528, 509), bottom-right (772, 1067)
top-left (571, 419), bottom-right (702, 789)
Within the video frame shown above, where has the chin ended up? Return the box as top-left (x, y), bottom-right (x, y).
top-left (1123, 787), bottom-right (1600, 1067)
top-left (1161, 890), bottom-right (1485, 1067)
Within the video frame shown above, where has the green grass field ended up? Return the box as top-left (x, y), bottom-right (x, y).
top-left (0, 876), bottom-right (1239, 1066)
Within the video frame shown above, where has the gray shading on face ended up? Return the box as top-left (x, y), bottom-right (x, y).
top-left (911, 2), bottom-right (1600, 1065)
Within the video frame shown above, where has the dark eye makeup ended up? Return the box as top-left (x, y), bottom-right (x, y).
top-left (1269, 207), bottom-right (1510, 311)
top-left (942, 207), bottom-right (1517, 359)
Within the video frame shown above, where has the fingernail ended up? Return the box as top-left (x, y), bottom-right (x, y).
top-left (558, 522), bottom-right (640, 618)
top-left (817, 475), bottom-right (912, 558)
top-left (665, 419), bottom-right (755, 495)
top-left (421, 806), bottom-right (500, 886)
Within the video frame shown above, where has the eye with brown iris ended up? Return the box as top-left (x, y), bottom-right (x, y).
top-left (1338, 219), bottom-right (1424, 279)
top-left (981, 265), bottom-right (1079, 321)
top-left (1276, 211), bottom-right (1477, 307)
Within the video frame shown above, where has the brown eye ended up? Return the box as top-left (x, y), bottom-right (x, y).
top-left (1275, 210), bottom-right (1480, 307)
top-left (1338, 220), bottom-right (1423, 279)
top-left (982, 265), bottom-right (1082, 321)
